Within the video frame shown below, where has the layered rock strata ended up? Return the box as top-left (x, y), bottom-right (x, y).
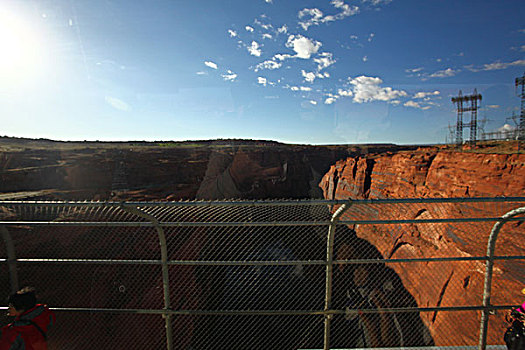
top-left (320, 149), bottom-right (525, 345)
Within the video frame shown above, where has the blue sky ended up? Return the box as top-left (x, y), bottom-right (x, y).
top-left (0, 0), bottom-right (524, 144)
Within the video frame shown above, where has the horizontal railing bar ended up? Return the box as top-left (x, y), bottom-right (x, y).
top-left (0, 197), bottom-right (524, 207)
top-left (0, 304), bottom-right (516, 316)
top-left (1, 217), bottom-right (524, 227)
top-left (3, 255), bottom-right (523, 265)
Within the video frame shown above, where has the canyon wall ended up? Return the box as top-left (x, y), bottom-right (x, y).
top-left (320, 149), bottom-right (525, 345)
top-left (0, 140), bottom-right (371, 201)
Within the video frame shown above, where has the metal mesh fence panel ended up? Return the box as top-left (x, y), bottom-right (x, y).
top-left (0, 198), bottom-right (523, 350)
top-left (46, 312), bottom-right (166, 350)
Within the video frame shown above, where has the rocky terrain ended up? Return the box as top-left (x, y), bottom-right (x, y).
top-left (1, 137), bottom-right (524, 347)
top-left (320, 147), bottom-right (525, 345)
top-left (0, 137), bottom-right (417, 201)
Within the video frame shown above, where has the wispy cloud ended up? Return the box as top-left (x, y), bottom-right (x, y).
top-left (254, 18), bottom-right (273, 31)
top-left (277, 25), bottom-right (288, 34)
top-left (262, 33), bottom-right (273, 40)
top-left (362, 0), bottom-right (392, 5)
top-left (196, 71), bottom-right (207, 76)
top-left (204, 61), bottom-right (218, 69)
top-left (298, 0), bottom-right (359, 31)
top-left (228, 29), bottom-right (237, 37)
top-left (481, 59), bottom-right (525, 71)
top-left (221, 70), bottom-right (237, 82)
top-left (286, 35), bottom-right (321, 59)
top-left (404, 100), bottom-right (430, 110)
top-left (367, 33), bottom-right (375, 42)
top-left (405, 67), bottom-right (423, 73)
top-left (105, 96), bottom-right (131, 112)
top-left (289, 86), bottom-right (312, 91)
top-left (413, 91), bottom-right (440, 99)
top-left (247, 41), bottom-right (262, 56)
top-left (428, 68), bottom-right (459, 78)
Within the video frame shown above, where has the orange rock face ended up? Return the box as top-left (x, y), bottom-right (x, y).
top-left (320, 149), bottom-right (525, 346)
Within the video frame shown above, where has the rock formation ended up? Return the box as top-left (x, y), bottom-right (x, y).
top-left (320, 148), bottom-right (525, 346)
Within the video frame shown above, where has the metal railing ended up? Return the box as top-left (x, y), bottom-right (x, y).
top-left (0, 197), bottom-right (523, 350)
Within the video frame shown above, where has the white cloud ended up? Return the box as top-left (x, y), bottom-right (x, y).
top-left (204, 61), bottom-right (218, 69)
top-left (405, 67), bottom-right (423, 73)
top-left (302, 70), bottom-right (317, 83)
top-left (290, 86), bottom-right (312, 91)
top-left (404, 100), bottom-right (421, 109)
top-left (482, 59), bottom-right (525, 71)
top-left (314, 52), bottom-right (335, 70)
top-left (414, 91), bottom-right (440, 99)
top-left (245, 26), bottom-right (254, 32)
top-left (278, 25), bottom-right (288, 34)
top-left (254, 60), bottom-right (282, 71)
top-left (362, 0), bottom-right (392, 5)
top-left (228, 29), bottom-right (237, 37)
top-left (367, 33), bottom-right (375, 42)
top-left (497, 124), bottom-right (516, 133)
top-left (286, 35), bottom-right (321, 59)
top-left (349, 75), bottom-right (407, 103)
top-left (338, 88), bottom-right (353, 97)
top-left (262, 33), bottom-right (273, 40)
top-left (221, 70), bottom-right (237, 82)
top-left (325, 97), bottom-right (337, 104)
top-left (274, 53), bottom-right (292, 61)
top-left (486, 104), bottom-right (500, 109)
top-left (196, 71), bottom-right (207, 75)
top-left (264, 0), bottom-right (273, 3)
top-left (302, 70), bottom-right (329, 83)
top-left (362, 56), bottom-right (368, 62)
top-left (429, 68), bottom-right (458, 78)
top-left (350, 35), bottom-right (358, 40)
top-left (254, 18), bottom-right (273, 31)
top-left (298, 1), bottom-right (359, 30)
top-left (257, 77), bottom-right (268, 86)
top-left (105, 96), bottom-right (131, 112)
top-left (248, 41), bottom-right (262, 56)
top-left (310, 100), bottom-right (317, 105)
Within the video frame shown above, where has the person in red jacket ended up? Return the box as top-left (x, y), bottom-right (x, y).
top-left (0, 287), bottom-right (55, 350)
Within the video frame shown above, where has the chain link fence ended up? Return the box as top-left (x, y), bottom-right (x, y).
top-left (0, 198), bottom-right (523, 350)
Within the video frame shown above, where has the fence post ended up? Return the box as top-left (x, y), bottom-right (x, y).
top-left (479, 206), bottom-right (525, 350)
top-left (1, 226), bottom-right (19, 294)
top-left (324, 201), bottom-right (352, 350)
top-left (121, 206), bottom-right (174, 350)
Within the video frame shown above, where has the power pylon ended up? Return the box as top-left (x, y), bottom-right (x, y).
top-left (451, 89), bottom-right (482, 146)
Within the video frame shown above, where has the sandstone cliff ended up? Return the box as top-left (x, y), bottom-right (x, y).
top-left (320, 149), bottom-right (525, 346)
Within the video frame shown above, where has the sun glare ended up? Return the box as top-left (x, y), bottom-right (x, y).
top-left (0, 9), bottom-right (45, 87)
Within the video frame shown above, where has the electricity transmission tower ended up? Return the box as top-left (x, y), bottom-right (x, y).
top-left (451, 89), bottom-right (482, 146)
